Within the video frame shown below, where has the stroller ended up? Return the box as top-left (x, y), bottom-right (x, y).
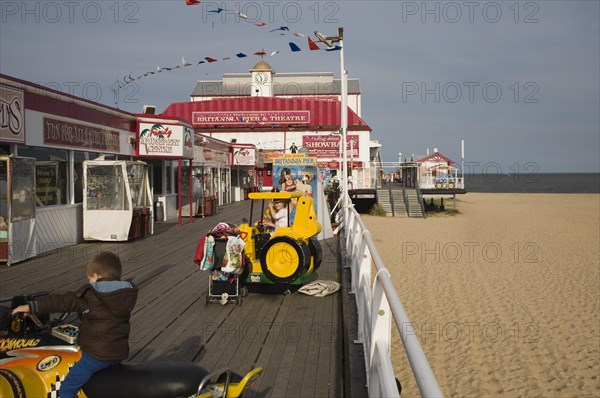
top-left (194, 223), bottom-right (248, 305)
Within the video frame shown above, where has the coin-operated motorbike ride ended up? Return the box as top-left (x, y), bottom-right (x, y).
top-left (238, 191), bottom-right (323, 289)
top-left (0, 293), bottom-right (262, 398)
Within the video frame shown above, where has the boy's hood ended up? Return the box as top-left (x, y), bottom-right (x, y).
top-left (88, 280), bottom-right (138, 317)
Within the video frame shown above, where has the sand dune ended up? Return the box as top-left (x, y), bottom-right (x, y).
top-left (362, 193), bottom-right (600, 397)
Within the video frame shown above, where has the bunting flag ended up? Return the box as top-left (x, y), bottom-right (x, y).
top-left (308, 37), bottom-right (320, 51)
top-left (269, 26), bottom-right (290, 33)
top-left (117, 37), bottom-right (339, 88)
top-left (114, 3), bottom-right (343, 97)
top-left (325, 45), bottom-right (342, 52)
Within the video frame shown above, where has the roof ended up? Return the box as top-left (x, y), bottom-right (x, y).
top-left (161, 97), bottom-right (371, 131)
top-left (191, 76), bottom-right (361, 97)
top-left (250, 60), bottom-right (274, 72)
top-left (416, 152), bottom-right (456, 165)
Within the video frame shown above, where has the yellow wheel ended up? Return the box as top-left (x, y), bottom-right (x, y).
top-left (435, 182), bottom-right (442, 188)
top-left (260, 237), bottom-right (310, 284)
top-left (448, 182), bottom-right (455, 188)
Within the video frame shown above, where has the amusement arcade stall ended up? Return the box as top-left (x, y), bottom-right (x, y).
top-left (83, 158), bottom-right (153, 241)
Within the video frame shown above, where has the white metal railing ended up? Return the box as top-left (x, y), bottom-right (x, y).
top-left (338, 195), bottom-right (444, 397)
top-left (419, 176), bottom-right (464, 190)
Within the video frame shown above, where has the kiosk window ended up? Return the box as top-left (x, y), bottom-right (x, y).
top-left (86, 165), bottom-right (129, 211)
top-left (10, 158), bottom-right (36, 221)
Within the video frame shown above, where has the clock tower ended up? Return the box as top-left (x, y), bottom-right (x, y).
top-left (250, 60), bottom-right (274, 97)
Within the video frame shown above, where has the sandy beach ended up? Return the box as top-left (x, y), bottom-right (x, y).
top-left (362, 193), bottom-right (600, 398)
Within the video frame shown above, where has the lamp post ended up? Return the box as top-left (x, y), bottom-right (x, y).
top-left (315, 28), bottom-right (347, 213)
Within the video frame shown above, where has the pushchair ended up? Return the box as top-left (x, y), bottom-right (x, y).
top-left (194, 223), bottom-right (248, 305)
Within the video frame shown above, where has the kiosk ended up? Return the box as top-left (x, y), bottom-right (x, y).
top-left (83, 158), bottom-right (153, 241)
top-left (0, 155), bottom-right (37, 265)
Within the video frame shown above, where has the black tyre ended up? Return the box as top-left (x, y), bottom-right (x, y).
top-left (0, 369), bottom-right (26, 398)
top-left (308, 237), bottom-right (323, 272)
top-left (260, 236), bottom-right (310, 284)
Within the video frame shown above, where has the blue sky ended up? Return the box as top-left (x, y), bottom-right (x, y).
top-left (1, 1), bottom-right (598, 172)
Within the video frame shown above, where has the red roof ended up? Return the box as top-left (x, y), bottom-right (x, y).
top-left (416, 152), bottom-right (456, 165)
top-left (161, 97), bottom-right (371, 131)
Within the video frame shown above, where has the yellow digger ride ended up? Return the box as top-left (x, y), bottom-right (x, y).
top-left (238, 191), bottom-right (323, 288)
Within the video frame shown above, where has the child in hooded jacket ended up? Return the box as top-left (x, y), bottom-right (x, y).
top-left (12, 251), bottom-right (138, 398)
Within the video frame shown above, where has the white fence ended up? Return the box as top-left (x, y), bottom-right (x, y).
top-left (338, 199), bottom-right (444, 397)
top-left (419, 176), bottom-right (465, 190)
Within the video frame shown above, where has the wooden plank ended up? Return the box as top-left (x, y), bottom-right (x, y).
top-left (0, 201), bottom-right (345, 398)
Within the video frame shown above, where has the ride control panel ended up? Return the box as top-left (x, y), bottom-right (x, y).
top-left (51, 324), bottom-right (79, 344)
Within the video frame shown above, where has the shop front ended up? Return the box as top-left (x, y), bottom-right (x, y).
top-left (160, 97), bottom-right (372, 198)
top-left (1, 75), bottom-right (137, 265)
top-left (187, 135), bottom-right (231, 217)
top-left (135, 116), bottom-right (195, 224)
top-left (231, 144), bottom-right (257, 200)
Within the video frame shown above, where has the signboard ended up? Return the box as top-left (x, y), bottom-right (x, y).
top-left (273, 154), bottom-right (318, 191)
top-left (272, 154), bottom-right (319, 215)
top-left (1, 84), bottom-right (25, 143)
top-left (138, 123), bottom-right (193, 158)
top-left (202, 148), bottom-right (228, 165)
top-left (44, 117), bottom-right (120, 152)
top-left (302, 135), bottom-right (359, 158)
top-left (193, 111), bottom-right (310, 126)
top-left (232, 146), bottom-right (256, 166)
top-left (262, 150), bottom-right (285, 162)
top-left (36, 161), bottom-right (58, 206)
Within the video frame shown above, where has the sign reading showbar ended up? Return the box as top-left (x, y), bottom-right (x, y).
top-left (193, 111), bottom-right (310, 125)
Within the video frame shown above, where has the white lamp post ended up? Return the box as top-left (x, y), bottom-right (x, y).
top-left (315, 28), bottom-right (347, 213)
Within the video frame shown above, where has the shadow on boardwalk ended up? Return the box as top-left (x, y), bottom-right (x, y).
top-left (0, 201), bottom-right (343, 397)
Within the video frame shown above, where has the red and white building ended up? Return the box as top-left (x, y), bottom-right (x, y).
top-left (416, 150), bottom-right (464, 190)
top-left (161, 60), bottom-right (377, 190)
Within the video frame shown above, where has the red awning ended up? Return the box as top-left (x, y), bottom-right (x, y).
top-left (161, 97), bottom-right (371, 131)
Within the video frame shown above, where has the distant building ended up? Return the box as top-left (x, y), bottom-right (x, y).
top-left (165, 60), bottom-right (379, 189)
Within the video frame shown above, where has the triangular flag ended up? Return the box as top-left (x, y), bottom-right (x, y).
top-left (182, 57), bottom-right (192, 67)
top-left (308, 37), bottom-right (320, 51)
top-left (325, 45), bottom-right (342, 52)
top-left (185, 0), bottom-right (200, 5)
top-left (236, 53), bottom-right (247, 58)
top-left (289, 42), bottom-right (301, 52)
top-left (270, 50), bottom-right (280, 56)
top-left (204, 57), bottom-right (218, 63)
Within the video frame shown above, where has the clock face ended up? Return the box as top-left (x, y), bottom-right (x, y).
top-left (255, 72), bottom-right (268, 83)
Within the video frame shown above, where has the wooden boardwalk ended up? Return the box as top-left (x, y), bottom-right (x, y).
top-left (0, 200), bottom-right (344, 397)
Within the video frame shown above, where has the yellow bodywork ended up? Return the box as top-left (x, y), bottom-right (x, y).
top-left (239, 191), bottom-right (321, 279)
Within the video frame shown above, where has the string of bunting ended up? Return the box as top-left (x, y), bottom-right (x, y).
top-left (112, 1), bottom-right (341, 93)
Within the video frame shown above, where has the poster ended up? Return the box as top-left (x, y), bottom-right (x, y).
top-left (36, 162), bottom-right (58, 206)
top-left (272, 154), bottom-right (319, 216)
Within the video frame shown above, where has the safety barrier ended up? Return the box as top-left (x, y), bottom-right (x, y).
top-left (338, 197), bottom-right (444, 397)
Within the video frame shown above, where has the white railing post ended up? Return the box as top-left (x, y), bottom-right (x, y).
top-left (355, 231), bottom-right (371, 344)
